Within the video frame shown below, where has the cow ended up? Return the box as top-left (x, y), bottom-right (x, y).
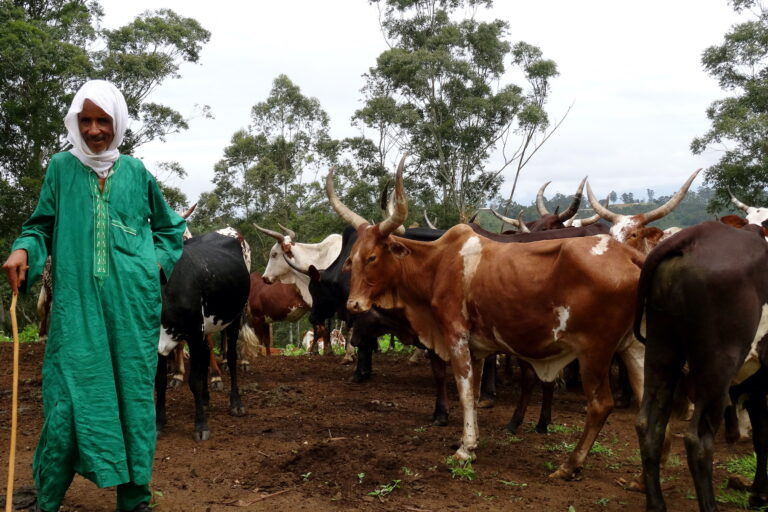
top-left (585, 170), bottom-right (701, 253)
top-left (245, 270), bottom-right (334, 356)
top-left (155, 228), bottom-right (253, 441)
top-left (729, 189), bottom-right (768, 230)
top-left (489, 178), bottom-right (587, 232)
top-left (328, 157), bottom-right (645, 478)
top-left (633, 221), bottom-right (768, 512)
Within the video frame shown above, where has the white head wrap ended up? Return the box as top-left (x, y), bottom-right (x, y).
top-left (64, 80), bottom-right (129, 178)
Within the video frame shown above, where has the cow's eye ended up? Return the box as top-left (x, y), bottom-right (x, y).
top-left (366, 255), bottom-right (376, 264)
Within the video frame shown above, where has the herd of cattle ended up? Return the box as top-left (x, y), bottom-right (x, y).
top-left (36, 157), bottom-right (768, 511)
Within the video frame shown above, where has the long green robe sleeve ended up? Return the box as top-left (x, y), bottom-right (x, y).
top-left (10, 152), bottom-right (186, 510)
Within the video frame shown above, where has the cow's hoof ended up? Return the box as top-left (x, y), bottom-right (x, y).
top-left (548, 465), bottom-right (581, 480)
top-left (229, 405), bottom-right (246, 417)
top-left (351, 372), bottom-right (371, 383)
top-left (341, 355), bottom-right (355, 365)
top-left (477, 397), bottom-right (495, 409)
top-left (194, 429), bottom-right (210, 442)
top-left (169, 378), bottom-right (183, 390)
top-left (535, 422), bottom-right (550, 434)
top-left (505, 419), bottom-right (522, 434)
top-left (454, 446), bottom-right (476, 462)
top-left (431, 414), bottom-right (448, 427)
top-left (210, 379), bottom-right (224, 392)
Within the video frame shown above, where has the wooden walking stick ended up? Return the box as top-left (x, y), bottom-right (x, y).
top-left (5, 291), bottom-right (19, 512)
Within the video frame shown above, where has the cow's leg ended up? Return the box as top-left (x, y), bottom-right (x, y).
top-left (155, 353), bottom-right (168, 435)
top-left (685, 391), bottom-right (728, 512)
top-left (187, 333), bottom-right (211, 441)
top-left (323, 320), bottom-right (333, 355)
top-left (342, 325), bottom-right (356, 364)
top-left (537, 380), bottom-right (555, 434)
top-left (208, 334), bottom-right (224, 392)
top-left (308, 324), bottom-right (320, 355)
top-left (452, 339), bottom-right (482, 461)
top-left (352, 335), bottom-right (376, 382)
top-left (636, 336), bottom-right (684, 512)
top-left (225, 322), bottom-right (246, 417)
top-left (427, 349), bottom-right (449, 426)
top-left (617, 336), bottom-right (645, 406)
top-left (550, 352), bottom-right (613, 480)
top-left (507, 358), bottom-right (536, 434)
top-left (478, 354), bottom-right (496, 409)
top-left (745, 381), bottom-right (768, 508)
top-left (613, 356), bottom-right (633, 409)
top-left (169, 344), bottom-right (185, 390)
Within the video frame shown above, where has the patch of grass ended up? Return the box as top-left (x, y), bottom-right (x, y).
top-left (282, 344), bottom-right (306, 356)
top-left (605, 462), bottom-right (622, 471)
top-left (413, 425), bottom-right (427, 433)
top-left (505, 434), bottom-right (523, 444)
top-left (667, 454), bottom-right (682, 467)
top-left (0, 325), bottom-right (40, 343)
top-left (368, 479), bottom-right (401, 498)
top-left (446, 457), bottom-right (476, 480)
top-left (401, 466), bottom-right (413, 476)
top-left (301, 472), bottom-right (312, 481)
top-left (357, 472), bottom-right (365, 484)
top-left (544, 461), bottom-right (558, 472)
top-left (498, 479), bottom-right (527, 488)
top-left (723, 453), bottom-right (756, 479)
top-left (715, 488), bottom-right (750, 508)
top-left (596, 497), bottom-right (610, 506)
top-left (590, 441), bottom-right (614, 457)
top-left (543, 441), bottom-right (575, 453)
top-left (547, 423), bottom-right (581, 434)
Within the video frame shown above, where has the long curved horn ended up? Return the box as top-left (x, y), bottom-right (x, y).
top-left (181, 203), bottom-right (197, 219)
top-left (586, 181), bottom-right (620, 223)
top-left (282, 253), bottom-right (309, 276)
top-left (536, 181), bottom-right (552, 216)
top-left (378, 155), bottom-right (408, 237)
top-left (558, 177), bottom-right (587, 221)
top-left (489, 208), bottom-right (521, 228)
top-left (640, 169), bottom-right (701, 224)
top-left (326, 167), bottom-right (368, 229)
top-left (277, 223), bottom-right (297, 240)
top-left (468, 211), bottom-right (479, 224)
top-left (253, 223), bottom-right (285, 242)
top-left (728, 188), bottom-right (750, 212)
top-left (423, 211), bottom-right (437, 229)
top-left (518, 211), bottom-right (531, 233)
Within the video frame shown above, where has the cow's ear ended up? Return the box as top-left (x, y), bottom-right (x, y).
top-left (387, 240), bottom-right (410, 258)
top-left (308, 265), bottom-right (320, 282)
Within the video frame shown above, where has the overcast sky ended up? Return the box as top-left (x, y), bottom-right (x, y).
top-left (100, 0), bottom-right (746, 206)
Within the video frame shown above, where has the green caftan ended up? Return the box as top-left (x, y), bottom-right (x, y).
top-left (11, 152), bottom-right (186, 510)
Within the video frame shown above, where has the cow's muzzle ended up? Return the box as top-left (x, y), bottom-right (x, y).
top-left (346, 298), bottom-right (370, 314)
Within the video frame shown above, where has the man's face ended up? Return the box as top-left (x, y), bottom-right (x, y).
top-left (78, 99), bottom-right (114, 153)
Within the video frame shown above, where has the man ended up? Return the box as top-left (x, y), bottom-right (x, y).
top-left (2, 80), bottom-right (186, 512)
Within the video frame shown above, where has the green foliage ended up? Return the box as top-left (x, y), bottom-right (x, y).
top-left (0, 324), bottom-right (39, 343)
top-left (368, 479), bottom-right (401, 497)
top-left (692, 2), bottom-right (768, 210)
top-left (359, 0), bottom-right (560, 221)
top-left (282, 344), bottom-right (306, 357)
top-left (445, 456), bottom-right (476, 480)
top-left (723, 453), bottom-right (756, 478)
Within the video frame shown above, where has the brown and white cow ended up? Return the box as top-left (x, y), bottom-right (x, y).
top-left (328, 157), bottom-right (645, 479)
top-left (585, 170), bottom-right (701, 253)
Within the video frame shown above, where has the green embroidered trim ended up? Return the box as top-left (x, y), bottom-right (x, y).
top-left (88, 160), bottom-right (117, 279)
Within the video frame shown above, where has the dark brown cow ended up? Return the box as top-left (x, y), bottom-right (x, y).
top-left (328, 158), bottom-right (645, 479)
top-left (247, 271), bottom-right (330, 355)
top-left (634, 221), bottom-right (768, 511)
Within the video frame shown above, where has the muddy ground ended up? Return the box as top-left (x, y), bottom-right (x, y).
top-left (0, 342), bottom-right (758, 511)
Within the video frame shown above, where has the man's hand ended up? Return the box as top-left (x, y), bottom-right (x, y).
top-left (3, 249), bottom-right (29, 293)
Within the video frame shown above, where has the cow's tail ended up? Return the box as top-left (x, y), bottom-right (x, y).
top-left (633, 230), bottom-right (691, 343)
top-left (238, 303), bottom-right (261, 364)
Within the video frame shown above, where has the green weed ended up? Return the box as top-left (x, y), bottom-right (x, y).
top-left (590, 441), bottom-right (614, 457)
top-left (368, 479), bottom-right (401, 498)
top-left (446, 457), bottom-right (476, 480)
top-left (723, 453), bottom-right (756, 479)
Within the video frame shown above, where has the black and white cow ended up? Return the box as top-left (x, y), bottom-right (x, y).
top-left (155, 227), bottom-right (252, 441)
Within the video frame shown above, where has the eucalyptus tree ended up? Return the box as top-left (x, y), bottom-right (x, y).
top-left (358, 0), bottom-right (560, 222)
top-left (0, 1), bottom-right (210, 246)
top-left (692, 0), bottom-right (768, 209)
top-left (0, 0), bottom-right (210, 328)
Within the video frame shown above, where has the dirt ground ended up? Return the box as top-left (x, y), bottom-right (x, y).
top-left (0, 342), bottom-right (758, 512)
